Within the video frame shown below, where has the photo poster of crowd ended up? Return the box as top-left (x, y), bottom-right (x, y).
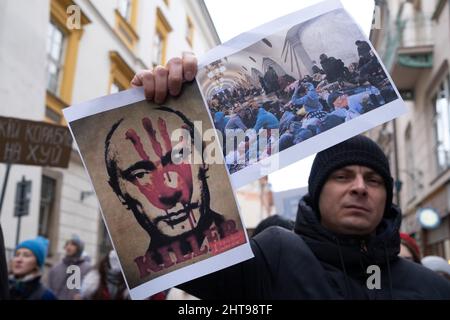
top-left (196, 0), bottom-right (407, 188)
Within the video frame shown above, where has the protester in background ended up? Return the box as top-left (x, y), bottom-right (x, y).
top-left (80, 250), bottom-right (129, 300)
top-left (422, 256), bottom-right (450, 281)
top-left (263, 66), bottom-right (280, 95)
top-left (290, 82), bottom-right (324, 114)
top-left (399, 233), bottom-right (421, 264)
top-left (80, 250), bottom-right (170, 300)
top-left (9, 236), bottom-right (56, 300)
top-left (225, 105), bottom-right (248, 131)
top-left (253, 105), bottom-right (280, 133)
top-left (355, 40), bottom-right (372, 67)
top-left (47, 235), bottom-right (91, 300)
top-left (319, 53), bottom-right (347, 83)
top-left (0, 224), bottom-right (9, 299)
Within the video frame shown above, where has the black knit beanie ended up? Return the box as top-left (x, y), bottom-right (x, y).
top-left (308, 135), bottom-right (393, 217)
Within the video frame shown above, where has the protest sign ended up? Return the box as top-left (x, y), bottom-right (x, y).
top-left (64, 82), bottom-right (253, 300)
top-left (0, 116), bottom-right (72, 168)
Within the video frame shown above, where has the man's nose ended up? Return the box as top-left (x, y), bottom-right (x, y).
top-left (158, 171), bottom-right (182, 206)
top-left (159, 191), bottom-right (182, 207)
top-left (350, 174), bottom-right (368, 196)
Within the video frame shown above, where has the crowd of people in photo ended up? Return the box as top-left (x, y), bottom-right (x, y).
top-left (208, 40), bottom-right (398, 173)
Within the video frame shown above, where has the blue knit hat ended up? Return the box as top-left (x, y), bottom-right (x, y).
top-left (16, 236), bottom-right (49, 268)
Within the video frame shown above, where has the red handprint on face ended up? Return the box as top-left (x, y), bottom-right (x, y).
top-left (124, 117), bottom-right (194, 212)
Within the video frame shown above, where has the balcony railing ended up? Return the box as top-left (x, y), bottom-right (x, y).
top-left (435, 143), bottom-right (450, 174)
top-left (382, 14), bottom-right (434, 71)
top-left (400, 15), bottom-right (434, 48)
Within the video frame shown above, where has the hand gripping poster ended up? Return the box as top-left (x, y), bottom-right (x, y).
top-left (64, 82), bottom-right (253, 300)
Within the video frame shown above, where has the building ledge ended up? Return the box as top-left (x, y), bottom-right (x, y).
top-left (432, 0), bottom-right (447, 20)
top-left (114, 9), bottom-right (139, 51)
top-left (398, 52), bottom-right (433, 68)
top-left (390, 45), bottom-right (434, 90)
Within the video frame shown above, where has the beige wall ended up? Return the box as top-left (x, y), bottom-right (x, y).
top-left (370, 0), bottom-right (450, 251)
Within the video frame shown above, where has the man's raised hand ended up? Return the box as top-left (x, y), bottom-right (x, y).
top-left (131, 52), bottom-right (198, 104)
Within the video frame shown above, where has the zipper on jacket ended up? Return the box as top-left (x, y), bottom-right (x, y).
top-left (360, 240), bottom-right (368, 253)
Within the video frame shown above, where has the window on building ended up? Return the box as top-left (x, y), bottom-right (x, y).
top-left (109, 51), bottom-right (134, 94)
top-left (153, 8), bottom-right (172, 66)
top-left (186, 16), bottom-right (194, 47)
top-left (405, 124), bottom-right (416, 200)
top-left (425, 216), bottom-right (450, 260)
top-left (46, 0), bottom-right (90, 125)
top-left (115, 0), bottom-right (139, 50)
top-left (46, 21), bottom-right (65, 95)
top-left (153, 31), bottom-right (164, 66)
top-left (432, 73), bottom-right (450, 173)
top-left (110, 82), bottom-right (125, 94)
top-left (45, 105), bottom-right (62, 123)
top-left (118, 0), bottom-right (132, 21)
top-left (97, 216), bottom-right (113, 260)
top-left (38, 176), bottom-right (56, 239)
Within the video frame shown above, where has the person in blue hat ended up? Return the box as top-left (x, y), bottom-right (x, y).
top-left (9, 236), bottom-right (56, 300)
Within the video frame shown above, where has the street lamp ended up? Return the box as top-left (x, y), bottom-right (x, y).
top-left (417, 207), bottom-right (441, 230)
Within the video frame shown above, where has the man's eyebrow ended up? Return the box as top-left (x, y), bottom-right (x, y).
top-left (364, 170), bottom-right (382, 177)
top-left (333, 168), bottom-right (353, 174)
top-left (121, 161), bottom-right (156, 178)
top-left (334, 167), bottom-right (382, 177)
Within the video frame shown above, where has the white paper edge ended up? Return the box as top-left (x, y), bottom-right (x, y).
top-left (129, 243), bottom-right (254, 300)
top-left (63, 87), bottom-right (146, 122)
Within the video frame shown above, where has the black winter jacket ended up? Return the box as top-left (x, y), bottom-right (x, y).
top-left (0, 225), bottom-right (9, 300)
top-left (180, 196), bottom-right (450, 299)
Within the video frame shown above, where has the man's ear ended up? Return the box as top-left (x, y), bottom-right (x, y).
top-left (108, 179), bottom-right (128, 206)
top-left (198, 163), bottom-right (209, 180)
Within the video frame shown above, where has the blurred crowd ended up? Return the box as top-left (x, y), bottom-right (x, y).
top-left (6, 235), bottom-right (168, 300)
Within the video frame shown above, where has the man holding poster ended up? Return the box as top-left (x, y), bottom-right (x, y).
top-left (65, 0), bottom-right (450, 299)
top-left (130, 54), bottom-right (450, 299)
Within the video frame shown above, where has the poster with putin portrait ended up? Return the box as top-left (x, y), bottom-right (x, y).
top-left (64, 82), bottom-right (253, 300)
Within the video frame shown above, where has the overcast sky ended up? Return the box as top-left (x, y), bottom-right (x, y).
top-left (204, 0), bottom-right (376, 191)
